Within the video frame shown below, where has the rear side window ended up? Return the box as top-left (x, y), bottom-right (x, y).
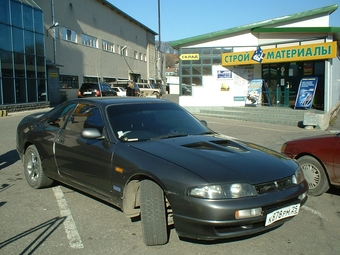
top-left (46, 103), bottom-right (77, 128)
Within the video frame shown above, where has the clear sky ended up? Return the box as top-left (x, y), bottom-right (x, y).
top-left (107, 0), bottom-right (340, 42)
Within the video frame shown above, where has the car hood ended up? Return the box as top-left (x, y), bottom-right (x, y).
top-left (129, 134), bottom-right (297, 184)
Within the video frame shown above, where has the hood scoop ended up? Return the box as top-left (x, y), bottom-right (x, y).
top-left (183, 140), bottom-right (248, 153)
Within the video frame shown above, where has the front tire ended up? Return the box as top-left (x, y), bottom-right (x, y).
top-left (140, 179), bottom-right (168, 246)
top-left (297, 155), bottom-right (329, 196)
top-left (24, 145), bottom-right (53, 189)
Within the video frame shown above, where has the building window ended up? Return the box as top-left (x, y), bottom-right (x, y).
top-left (102, 40), bottom-right (115, 53)
top-left (60, 74), bottom-right (79, 89)
top-left (62, 27), bottom-right (77, 42)
top-left (119, 45), bottom-right (127, 56)
top-left (82, 34), bottom-right (97, 48)
top-left (139, 52), bottom-right (143, 61)
top-left (134, 51), bottom-right (138, 59)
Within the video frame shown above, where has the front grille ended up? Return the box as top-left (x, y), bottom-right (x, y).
top-left (255, 176), bottom-right (294, 194)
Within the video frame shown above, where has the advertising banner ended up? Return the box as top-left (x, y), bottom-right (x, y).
top-left (294, 77), bottom-right (318, 109)
top-left (245, 79), bottom-right (264, 106)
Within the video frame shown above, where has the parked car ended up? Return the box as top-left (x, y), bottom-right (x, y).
top-left (281, 133), bottom-right (340, 196)
top-left (112, 87), bottom-right (126, 97)
top-left (137, 83), bottom-right (162, 98)
top-left (78, 82), bottom-right (117, 98)
top-left (16, 97), bottom-right (308, 246)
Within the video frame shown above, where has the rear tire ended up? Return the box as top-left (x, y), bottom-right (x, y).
top-left (297, 155), bottom-right (329, 196)
top-left (140, 179), bottom-right (168, 246)
top-left (24, 145), bottom-right (53, 189)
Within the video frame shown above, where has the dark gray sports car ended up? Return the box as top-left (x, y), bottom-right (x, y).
top-left (16, 97), bottom-right (308, 246)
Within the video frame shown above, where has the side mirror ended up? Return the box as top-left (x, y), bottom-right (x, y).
top-left (81, 128), bottom-right (105, 139)
top-left (200, 120), bottom-right (208, 127)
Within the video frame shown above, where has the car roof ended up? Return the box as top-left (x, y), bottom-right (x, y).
top-left (66, 97), bottom-right (171, 107)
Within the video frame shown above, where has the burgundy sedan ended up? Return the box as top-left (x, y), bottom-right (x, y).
top-left (281, 133), bottom-right (340, 196)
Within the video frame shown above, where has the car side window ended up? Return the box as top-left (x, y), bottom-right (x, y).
top-left (65, 104), bottom-right (104, 133)
top-left (46, 103), bottom-right (76, 128)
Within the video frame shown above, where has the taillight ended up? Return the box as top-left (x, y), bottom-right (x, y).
top-left (96, 90), bottom-right (101, 97)
top-left (77, 91), bottom-right (82, 97)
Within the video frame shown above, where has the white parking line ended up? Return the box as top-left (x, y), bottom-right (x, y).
top-left (302, 206), bottom-right (329, 221)
top-left (52, 186), bottom-right (84, 249)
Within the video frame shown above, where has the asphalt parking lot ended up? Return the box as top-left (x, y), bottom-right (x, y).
top-left (1, 109), bottom-right (340, 255)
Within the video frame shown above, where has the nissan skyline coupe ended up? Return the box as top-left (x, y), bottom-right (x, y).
top-left (16, 97), bottom-right (308, 246)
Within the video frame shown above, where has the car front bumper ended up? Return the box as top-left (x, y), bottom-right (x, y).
top-left (167, 183), bottom-right (308, 241)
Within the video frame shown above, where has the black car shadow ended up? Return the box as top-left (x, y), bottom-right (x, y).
top-left (0, 149), bottom-right (20, 170)
top-left (327, 186), bottom-right (340, 196)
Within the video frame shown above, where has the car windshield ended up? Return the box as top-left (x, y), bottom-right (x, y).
top-left (106, 102), bottom-right (211, 141)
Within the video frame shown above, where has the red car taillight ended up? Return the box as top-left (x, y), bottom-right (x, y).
top-left (96, 90), bottom-right (101, 97)
top-left (77, 91), bottom-right (82, 97)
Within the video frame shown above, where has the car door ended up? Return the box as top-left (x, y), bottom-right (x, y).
top-left (332, 135), bottom-right (340, 183)
top-left (54, 103), bottom-right (114, 197)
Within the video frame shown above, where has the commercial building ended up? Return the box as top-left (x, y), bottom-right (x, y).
top-left (170, 4), bottom-right (340, 126)
top-left (0, 0), bottom-right (158, 110)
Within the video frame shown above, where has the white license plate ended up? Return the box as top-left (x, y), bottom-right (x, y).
top-left (265, 204), bottom-right (300, 226)
top-left (84, 92), bottom-right (92, 94)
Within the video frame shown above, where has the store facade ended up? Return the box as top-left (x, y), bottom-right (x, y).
top-left (170, 4), bottom-right (340, 114)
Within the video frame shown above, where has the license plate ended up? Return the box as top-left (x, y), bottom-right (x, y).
top-left (84, 92), bottom-right (92, 94)
top-left (265, 204), bottom-right (300, 226)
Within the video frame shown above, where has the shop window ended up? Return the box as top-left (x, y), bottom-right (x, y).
top-left (26, 55), bottom-right (35, 78)
top-left (38, 79), bottom-right (47, 101)
top-left (36, 56), bottom-right (45, 78)
top-left (27, 79), bottom-right (37, 102)
top-left (212, 57), bottom-right (221, 65)
top-left (3, 78), bottom-right (15, 104)
top-left (182, 66), bottom-right (191, 75)
top-left (14, 53), bottom-right (25, 77)
top-left (314, 61), bottom-right (325, 75)
top-left (202, 49), bottom-right (211, 55)
top-left (192, 76), bottom-right (202, 86)
top-left (1, 51), bottom-right (14, 77)
top-left (0, 24), bottom-right (12, 51)
top-left (83, 76), bottom-right (100, 83)
top-left (60, 74), bottom-right (79, 89)
top-left (33, 9), bottom-right (43, 34)
top-left (11, 1), bottom-right (22, 27)
top-left (192, 66), bottom-right (201, 75)
top-left (23, 5), bottom-right (33, 31)
top-left (0, 0), bottom-right (10, 24)
top-left (303, 63), bottom-right (313, 76)
top-left (13, 27), bottom-right (24, 53)
top-left (15, 78), bottom-right (26, 103)
top-left (202, 58), bottom-right (211, 64)
top-left (35, 33), bottom-right (44, 56)
top-left (24, 30), bottom-right (34, 54)
top-left (202, 66), bottom-right (212, 75)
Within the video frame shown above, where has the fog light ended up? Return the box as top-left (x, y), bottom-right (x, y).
top-left (235, 207), bottom-right (262, 219)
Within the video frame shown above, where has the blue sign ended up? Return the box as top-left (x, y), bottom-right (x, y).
top-left (252, 47), bottom-right (265, 63)
top-left (294, 77), bottom-right (318, 109)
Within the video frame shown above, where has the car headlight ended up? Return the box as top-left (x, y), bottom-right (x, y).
top-left (292, 167), bottom-right (305, 185)
top-left (188, 183), bottom-right (257, 199)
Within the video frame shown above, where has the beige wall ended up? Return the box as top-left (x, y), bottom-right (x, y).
top-left (35, 0), bottom-right (156, 98)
